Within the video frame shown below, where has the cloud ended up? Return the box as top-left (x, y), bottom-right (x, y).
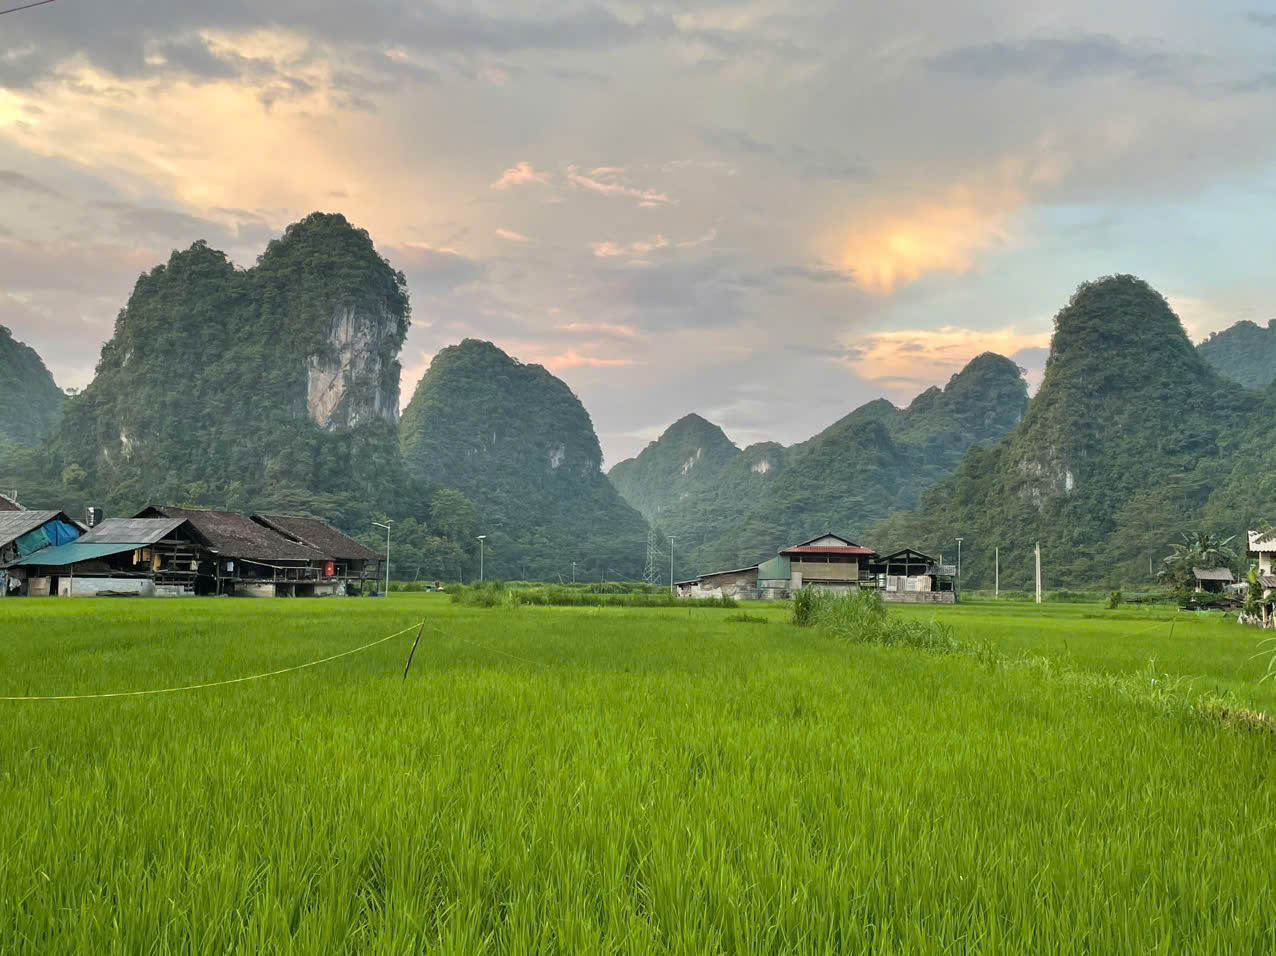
top-left (0, 169), bottom-right (62, 198)
top-left (844, 326), bottom-right (1050, 388)
top-left (537, 350), bottom-right (636, 371)
top-left (1166, 294), bottom-right (1238, 341)
top-left (840, 186), bottom-right (1021, 294)
top-left (1248, 11), bottom-right (1276, 28)
top-left (591, 235), bottom-right (669, 258)
top-left (490, 162), bottom-right (550, 190)
top-left (555, 321), bottom-right (639, 339)
top-left (494, 227), bottom-right (529, 241)
top-left (392, 242), bottom-right (484, 291)
top-left (701, 128), bottom-right (872, 181)
top-left (566, 166), bottom-right (674, 206)
top-left (927, 34), bottom-right (1197, 84)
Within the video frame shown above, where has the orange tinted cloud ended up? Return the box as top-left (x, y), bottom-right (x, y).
top-left (490, 162), bottom-right (550, 189)
top-left (841, 188), bottom-right (1017, 295)
top-left (845, 325), bottom-right (1047, 386)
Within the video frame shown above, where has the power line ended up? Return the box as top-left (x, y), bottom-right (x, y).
top-left (0, 0), bottom-right (57, 17)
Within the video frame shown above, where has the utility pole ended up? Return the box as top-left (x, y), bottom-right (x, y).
top-left (572, 560), bottom-right (576, 585)
top-left (373, 520), bottom-right (392, 596)
top-left (477, 534), bottom-right (487, 582)
top-left (1035, 542), bottom-right (1042, 604)
top-left (955, 537), bottom-right (963, 603)
top-left (995, 547), bottom-right (1000, 599)
top-left (668, 535), bottom-right (676, 595)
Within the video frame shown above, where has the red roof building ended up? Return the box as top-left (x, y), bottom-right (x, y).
top-left (779, 533), bottom-right (876, 589)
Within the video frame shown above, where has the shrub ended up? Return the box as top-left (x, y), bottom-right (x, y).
top-left (1106, 590), bottom-right (1122, 610)
top-left (799, 589), bottom-right (959, 653)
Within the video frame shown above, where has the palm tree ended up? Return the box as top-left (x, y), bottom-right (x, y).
top-left (1158, 531), bottom-right (1237, 590)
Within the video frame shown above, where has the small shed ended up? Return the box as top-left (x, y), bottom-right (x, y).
top-left (0, 510), bottom-right (83, 595)
top-left (675, 566), bottom-right (759, 599)
top-left (1192, 567), bottom-right (1234, 593)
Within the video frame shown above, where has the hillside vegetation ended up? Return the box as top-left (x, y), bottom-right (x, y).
top-left (400, 339), bottom-right (647, 580)
top-left (1197, 318), bottom-right (1276, 390)
top-left (872, 275), bottom-right (1272, 588)
top-left (0, 325), bottom-right (64, 451)
top-left (611, 352), bottom-right (1028, 576)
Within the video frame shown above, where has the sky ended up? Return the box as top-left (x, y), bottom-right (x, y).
top-left (1, 0), bottom-right (1274, 466)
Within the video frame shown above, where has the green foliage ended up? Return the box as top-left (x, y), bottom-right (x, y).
top-left (616, 352), bottom-right (1028, 578)
top-left (448, 583), bottom-right (735, 608)
top-left (1106, 590), bottom-right (1123, 610)
top-left (1197, 318), bottom-right (1276, 390)
top-left (1157, 531), bottom-right (1238, 591)
top-left (607, 413), bottom-right (740, 520)
top-left (872, 275), bottom-right (1274, 589)
top-left (400, 339), bottom-right (648, 581)
top-left (0, 325), bottom-right (64, 448)
top-left (802, 588), bottom-right (960, 652)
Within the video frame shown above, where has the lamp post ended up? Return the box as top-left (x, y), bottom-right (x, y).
top-left (955, 536), bottom-right (963, 602)
top-left (373, 520), bottom-right (392, 596)
top-left (477, 534), bottom-right (487, 582)
top-left (668, 535), bottom-right (676, 595)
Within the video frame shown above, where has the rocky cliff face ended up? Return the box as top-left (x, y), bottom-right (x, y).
top-left (306, 303), bottom-right (403, 429)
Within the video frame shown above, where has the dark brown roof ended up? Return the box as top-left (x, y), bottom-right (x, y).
top-left (0, 494), bottom-right (23, 512)
top-left (254, 514), bottom-right (382, 562)
top-left (136, 507), bottom-right (326, 562)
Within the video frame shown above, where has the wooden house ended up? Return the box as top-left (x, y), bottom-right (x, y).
top-left (252, 514), bottom-right (383, 591)
top-left (868, 549), bottom-right (957, 604)
top-left (1192, 567), bottom-right (1234, 594)
top-left (0, 510), bottom-right (83, 596)
top-left (778, 533), bottom-right (877, 593)
top-left (1248, 530), bottom-right (1276, 628)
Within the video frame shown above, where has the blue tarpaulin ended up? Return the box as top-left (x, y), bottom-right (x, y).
top-left (14, 520), bottom-right (82, 558)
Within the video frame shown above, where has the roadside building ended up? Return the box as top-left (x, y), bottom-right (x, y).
top-left (674, 566), bottom-right (759, 599)
top-left (779, 533), bottom-right (877, 593)
top-left (1248, 530), bottom-right (1276, 628)
top-left (0, 510), bottom-right (83, 596)
top-left (868, 549), bottom-right (957, 604)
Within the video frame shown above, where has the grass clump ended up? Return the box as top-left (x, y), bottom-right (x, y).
top-left (793, 587), bottom-right (959, 652)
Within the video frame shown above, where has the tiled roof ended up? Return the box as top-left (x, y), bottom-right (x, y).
top-left (782, 545), bottom-right (877, 556)
top-left (137, 507), bottom-right (326, 562)
top-left (254, 514), bottom-right (382, 561)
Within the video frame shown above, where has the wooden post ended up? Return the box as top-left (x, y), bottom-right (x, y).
top-left (1035, 542), bottom-right (1042, 604)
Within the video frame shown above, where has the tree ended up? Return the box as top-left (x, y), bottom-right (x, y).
top-left (1157, 531), bottom-right (1238, 591)
top-left (429, 489), bottom-right (476, 549)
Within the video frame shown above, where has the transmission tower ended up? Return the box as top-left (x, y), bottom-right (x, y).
top-left (643, 527), bottom-right (663, 586)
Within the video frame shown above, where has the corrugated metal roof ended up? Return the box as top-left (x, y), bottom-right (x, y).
top-left (1249, 530), bottom-right (1276, 553)
top-left (878, 548), bottom-right (936, 563)
top-left (138, 507), bottom-right (325, 561)
top-left (1193, 567), bottom-right (1234, 582)
top-left (782, 545), bottom-right (877, 556)
top-left (80, 518), bottom-right (189, 545)
top-left (0, 511), bottom-right (62, 544)
top-left (1259, 575), bottom-right (1276, 589)
top-left (254, 514), bottom-right (382, 561)
top-left (11, 541), bottom-right (143, 567)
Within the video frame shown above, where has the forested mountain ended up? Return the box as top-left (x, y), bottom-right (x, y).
top-left (1197, 319), bottom-right (1276, 390)
top-left (872, 275), bottom-right (1273, 588)
top-left (1, 213), bottom-right (412, 531)
top-left (400, 339), bottom-right (647, 580)
top-left (614, 352), bottom-right (1029, 577)
top-left (608, 414), bottom-right (740, 521)
top-left (0, 326), bottom-right (64, 450)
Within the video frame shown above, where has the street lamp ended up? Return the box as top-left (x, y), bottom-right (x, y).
top-left (955, 536), bottom-right (964, 601)
top-left (372, 520), bottom-right (392, 596)
top-left (477, 534), bottom-right (487, 582)
top-left (668, 535), bottom-right (676, 595)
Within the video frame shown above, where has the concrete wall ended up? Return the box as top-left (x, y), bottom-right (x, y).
top-left (881, 591), bottom-right (956, 604)
top-left (238, 583), bottom-right (278, 598)
top-left (60, 577), bottom-right (156, 597)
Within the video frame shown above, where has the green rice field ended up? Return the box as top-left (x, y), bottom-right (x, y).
top-left (1, 595), bottom-right (1273, 953)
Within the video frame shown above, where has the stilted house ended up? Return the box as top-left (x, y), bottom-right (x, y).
top-left (1192, 567), bottom-right (1234, 594)
top-left (252, 514), bottom-right (383, 589)
top-left (0, 510), bottom-right (83, 596)
top-left (10, 516), bottom-right (217, 597)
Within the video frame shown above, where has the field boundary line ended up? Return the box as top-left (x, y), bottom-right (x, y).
top-left (0, 621), bottom-right (425, 702)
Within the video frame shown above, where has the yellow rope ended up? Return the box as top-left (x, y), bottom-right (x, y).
top-left (0, 621), bottom-right (424, 701)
